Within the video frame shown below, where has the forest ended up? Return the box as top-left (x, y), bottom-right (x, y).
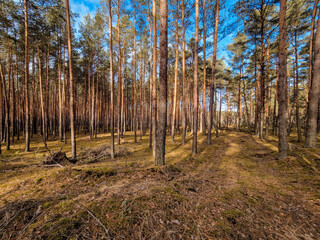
top-left (0, 0), bottom-right (319, 239)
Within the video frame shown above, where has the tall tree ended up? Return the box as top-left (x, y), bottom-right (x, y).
top-left (181, 0), bottom-right (187, 145)
top-left (192, 0), bottom-right (199, 154)
top-left (171, 1), bottom-right (179, 142)
top-left (152, 0), bottom-right (157, 157)
top-left (207, 0), bottom-right (220, 145)
top-left (307, 0), bottom-right (319, 98)
top-left (24, 0), bottom-right (30, 151)
top-left (156, 0), bottom-right (168, 165)
top-left (305, 9), bottom-right (320, 148)
top-left (277, 0), bottom-right (288, 158)
top-left (202, 0), bottom-right (207, 135)
top-left (117, 0), bottom-right (122, 145)
top-left (65, 0), bottom-right (76, 160)
top-left (108, 0), bottom-right (115, 159)
top-left (134, 2), bottom-right (137, 143)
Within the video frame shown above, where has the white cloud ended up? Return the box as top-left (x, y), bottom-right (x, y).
top-left (70, 0), bottom-right (98, 34)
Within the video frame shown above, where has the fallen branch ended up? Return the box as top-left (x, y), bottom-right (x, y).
top-left (79, 204), bottom-right (110, 239)
top-left (42, 163), bottom-right (63, 168)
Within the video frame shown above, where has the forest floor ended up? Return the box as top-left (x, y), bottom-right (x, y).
top-left (0, 130), bottom-right (319, 239)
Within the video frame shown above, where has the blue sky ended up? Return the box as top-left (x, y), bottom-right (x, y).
top-left (70, 0), bottom-right (236, 63)
top-left (70, 0), bottom-right (99, 29)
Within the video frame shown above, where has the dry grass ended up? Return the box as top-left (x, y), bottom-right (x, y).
top-left (0, 130), bottom-right (319, 239)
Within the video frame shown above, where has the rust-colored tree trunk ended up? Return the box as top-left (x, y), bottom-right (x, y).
top-left (305, 10), bottom-right (320, 148)
top-left (6, 41), bottom-right (11, 150)
top-left (65, 0), bottom-right (76, 160)
top-left (258, 2), bottom-right (266, 139)
top-left (155, 0), bottom-right (168, 165)
top-left (207, 0), bottom-right (220, 145)
top-left (108, 0), bottom-right (115, 158)
top-left (307, 0), bottom-right (319, 101)
top-left (202, 0), bottom-right (207, 135)
top-left (134, 3), bottom-right (137, 143)
top-left (237, 64), bottom-right (242, 131)
top-left (121, 46), bottom-right (125, 136)
top-left (293, 29), bottom-right (301, 142)
top-left (24, 0), bottom-right (30, 151)
top-left (182, 0), bottom-right (186, 144)
top-left (117, 0), bottom-right (122, 145)
top-left (58, 37), bottom-right (62, 142)
top-left (0, 64), bottom-right (4, 154)
top-left (148, 2), bottom-right (153, 148)
top-left (62, 46), bottom-right (67, 143)
top-left (140, 52), bottom-right (143, 140)
top-left (192, 0), bottom-right (199, 154)
top-left (37, 47), bottom-right (46, 142)
top-left (171, 1), bottom-right (179, 142)
top-left (277, 0), bottom-right (288, 158)
top-left (152, 0), bottom-right (157, 157)
top-left (45, 46), bottom-right (49, 140)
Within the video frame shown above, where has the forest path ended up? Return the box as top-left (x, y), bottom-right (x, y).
top-left (0, 131), bottom-right (319, 239)
top-left (174, 131), bottom-right (320, 239)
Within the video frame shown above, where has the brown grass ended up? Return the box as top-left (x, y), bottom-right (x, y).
top-left (0, 130), bottom-right (319, 239)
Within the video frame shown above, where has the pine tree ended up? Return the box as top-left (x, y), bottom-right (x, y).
top-left (277, 0), bottom-right (288, 158)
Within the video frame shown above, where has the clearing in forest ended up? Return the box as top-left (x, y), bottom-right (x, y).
top-left (0, 131), bottom-right (319, 239)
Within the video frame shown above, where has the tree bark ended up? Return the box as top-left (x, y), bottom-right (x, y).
top-left (37, 47), bottom-right (46, 142)
top-left (293, 29), bottom-right (301, 142)
top-left (277, 0), bottom-right (288, 158)
top-left (192, 0), bottom-right (199, 154)
top-left (152, 0), bottom-right (157, 157)
top-left (155, 0), bottom-right (168, 165)
top-left (148, 2), bottom-right (153, 149)
top-left (117, 0), bottom-right (122, 145)
top-left (171, 1), bottom-right (179, 142)
top-left (182, 0), bottom-right (187, 144)
top-left (65, 0), bottom-right (76, 160)
top-left (305, 10), bottom-right (320, 148)
top-left (24, 0), bottom-right (30, 151)
top-left (207, 0), bottom-right (220, 145)
top-left (134, 3), bottom-right (137, 143)
top-left (202, 0), bottom-right (207, 135)
top-left (108, 0), bottom-right (115, 158)
top-left (307, 0), bottom-right (319, 102)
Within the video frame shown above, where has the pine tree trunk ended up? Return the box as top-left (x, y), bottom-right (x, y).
top-left (155, 0), bottom-right (168, 165)
top-left (37, 47), bottom-right (46, 142)
top-left (24, 0), bottom-right (30, 151)
top-left (293, 29), bottom-right (301, 142)
top-left (182, 0), bottom-right (187, 145)
top-left (307, 0), bottom-right (319, 103)
top-left (6, 42), bottom-right (11, 150)
top-left (66, 0), bottom-right (76, 160)
top-left (45, 46), bottom-right (50, 140)
top-left (117, 0), bottom-right (122, 145)
top-left (152, 0), bottom-right (157, 157)
top-left (277, 0), bottom-right (289, 158)
top-left (133, 3), bottom-right (137, 143)
top-left (108, 0), bottom-right (115, 159)
top-left (237, 66), bottom-right (241, 131)
top-left (0, 64), bottom-right (4, 155)
top-left (207, 0), bottom-right (220, 145)
top-left (305, 10), bottom-right (320, 148)
top-left (58, 38), bottom-right (62, 142)
top-left (171, 2), bottom-right (179, 142)
top-left (148, 2), bottom-right (153, 149)
top-left (192, 0), bottom-right (199, 154)
top-left (202, 0), bottom-right (207, 135)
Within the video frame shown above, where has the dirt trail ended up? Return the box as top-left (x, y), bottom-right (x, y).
top-left (178, 131), bottom-right (320, 239)
top-left (0, 131), bottom-right (319, 239)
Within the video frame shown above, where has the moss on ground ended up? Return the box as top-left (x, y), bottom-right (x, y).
top-left (0, 131), bottom-right (319, 239)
